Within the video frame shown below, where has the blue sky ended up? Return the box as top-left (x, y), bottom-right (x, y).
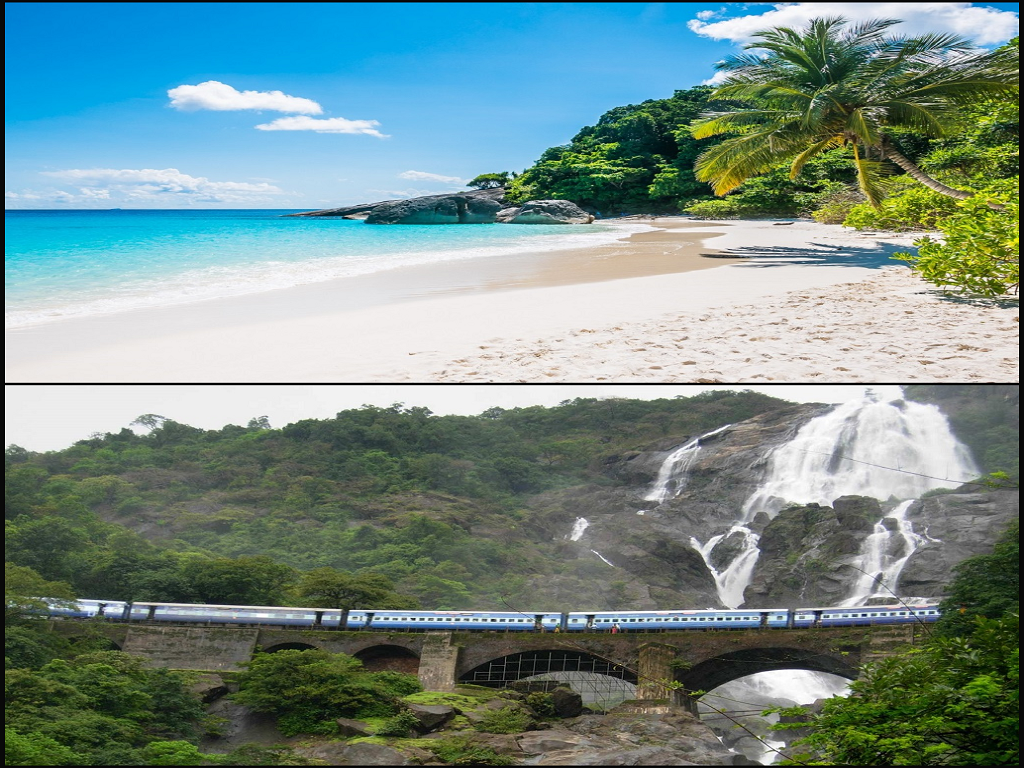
top-left (5, 2), bottom-right (1018, 209)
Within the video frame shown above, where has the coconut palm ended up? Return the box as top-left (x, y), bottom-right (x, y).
top-left (692, 17), bottom-right (1018, 207)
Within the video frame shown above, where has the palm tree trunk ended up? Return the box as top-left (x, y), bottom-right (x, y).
top-left (878, 137), bottom-right (1004, 211)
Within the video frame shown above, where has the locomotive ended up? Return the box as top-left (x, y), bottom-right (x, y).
top-left (47, 598), bottom-right (941, 631)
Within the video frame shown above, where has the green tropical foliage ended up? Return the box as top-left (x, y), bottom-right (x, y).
top-left (467, 172), bottom-right (513, 189)
top-left (506, 86), bottom-right (732, 214)
top-left (231, 649), bottom-right (421, 735)
top-left (5, 651), bottom-right (207, 765)
top-left (937, 521), bottom-right (1019, 638)
top-left (691, 17), bottom-right (1018, 208)
top-left (296, 567), bottom-right (418, 611)
top-left (895, 191), bottom-right (1019, 297)
top-left (777, 613), bottom-right (1018, 766)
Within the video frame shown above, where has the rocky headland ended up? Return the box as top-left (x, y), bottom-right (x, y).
top-left (286, 188), bottom-right (595, 225)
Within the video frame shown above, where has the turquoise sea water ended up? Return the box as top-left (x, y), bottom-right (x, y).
top-left (5, 209), bottom-right (642, 329)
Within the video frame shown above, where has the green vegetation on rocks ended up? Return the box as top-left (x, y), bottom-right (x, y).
top-left (230, 649), bottom-right (421, 735)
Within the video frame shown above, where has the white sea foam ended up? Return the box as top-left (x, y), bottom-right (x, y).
top-left (5, 219), bottom-right (650, 329)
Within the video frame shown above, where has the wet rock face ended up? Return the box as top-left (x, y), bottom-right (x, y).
top-left (517, 394), bottom-right (1014, 611)
top-left (900, 488), bottom-right (1019, 596)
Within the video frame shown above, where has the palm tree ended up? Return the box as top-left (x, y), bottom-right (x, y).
top-left (692, 17), bottom-right (1018, 207)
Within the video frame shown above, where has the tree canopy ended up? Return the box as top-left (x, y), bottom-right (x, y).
top-left (691, 16), bottom-right (1018, 207)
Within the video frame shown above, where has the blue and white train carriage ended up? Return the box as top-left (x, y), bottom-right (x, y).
top-left (44, 599), bottom-right (942, 631)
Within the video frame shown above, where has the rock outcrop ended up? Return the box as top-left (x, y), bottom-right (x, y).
top-left (285, 187), bottom-right (507, 220)
top-left (286, 188), bottom-right (596, 224)
top-left (366, 193), bottom-right (504, 224)
top-left (496, 199), bottom-right (595, 224)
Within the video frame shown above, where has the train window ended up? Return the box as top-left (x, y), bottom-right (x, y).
top-left (490, 618), bottom-right (498, 622)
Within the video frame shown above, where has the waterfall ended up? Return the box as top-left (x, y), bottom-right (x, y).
top-left (655, 388), bottom-right (977, 609)
top-left (645, 423), bottom-right (732, 503)
top-left (838, 499), bottom-right (938, 607)
top-left (742, 390), bottom-right (979, 522)
top-left (567, 517), bottom-right (589, 541)
top-left (691, 526), bottom-right (762, 609)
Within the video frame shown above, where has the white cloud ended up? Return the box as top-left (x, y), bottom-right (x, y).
top-left (688, 3), bottom-right (1019, 46)
top-left (700, 70), bottom-right (732, 86)
top-left (397, 170), bottom-right (468, 184)
top-left (365, 188), bottom-right (445, 200)
top-left (37, 168), bottom-right (284, 205)
top-left (168, 80), bottom-right (323, 114)
top-left (254, 115), bottom-right (388, 138)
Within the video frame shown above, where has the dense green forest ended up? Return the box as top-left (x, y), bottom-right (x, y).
top-left (6, 391), bottom-right (790, 611)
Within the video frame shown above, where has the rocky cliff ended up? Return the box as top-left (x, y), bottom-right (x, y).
top-left (512, 396), bottom-right (1018, 612)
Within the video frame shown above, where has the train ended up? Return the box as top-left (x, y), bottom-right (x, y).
top-left (45, 598), bottom-right (942, 631)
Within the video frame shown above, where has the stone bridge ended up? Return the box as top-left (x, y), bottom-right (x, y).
top-left (48, 621), bottom-right (923, 711)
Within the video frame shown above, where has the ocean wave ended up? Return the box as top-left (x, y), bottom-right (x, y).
top-left (5, 220), bottom-right (651, 329)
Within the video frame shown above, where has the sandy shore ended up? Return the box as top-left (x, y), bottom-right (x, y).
top-left (5, 218), bottom-right (1018, 383)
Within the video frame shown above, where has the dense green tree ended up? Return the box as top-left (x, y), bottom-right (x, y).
top-left (936, 521), bottom-right (1019, 637)
top-left (232, 649), bottom-right (421, 735)
top-left (776, 612), bottom-right (1019, 765)
top-left (296, 567), bottom-right (418, 611)
top-left (5, 563), bottom-right (76, 625)
top-left (5, 516), bottom-right (90, 582)
top-left (186, 555), bottom-right (297, 606)
top-left (5, 652), bottom-right (205, 764)
top-left (4, 727), bottom-right (84, 766)
top-left (467, 172), bottom-right (512, 189)
top-left (692, 17), bottom-right (1018, 207)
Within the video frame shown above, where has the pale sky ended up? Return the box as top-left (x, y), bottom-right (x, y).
top-left (5, 384), bottom-right (904, 452)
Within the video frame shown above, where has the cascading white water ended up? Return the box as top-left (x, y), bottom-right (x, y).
top-left (645, 424), bottom-right (732, 504)
top-left (691, 526), bottom-right (763, 609)
top-left (647, 388), bottom-right (978, 609)
top-left (837, 499), bottom-right (938, 607)
top-left (567, 517), bottom-right (589, 541)
top-left (742, 390), bottom-right (979, 522)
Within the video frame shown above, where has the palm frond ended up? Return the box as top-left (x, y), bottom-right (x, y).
top-left (850, 144), bottom-right (889, 208)
top-left (846, 109), bottom-right (881, 146)
top-left (789, 136), bottom-right (844, 179)
top-left (695, 130), bottom-right (805, 194)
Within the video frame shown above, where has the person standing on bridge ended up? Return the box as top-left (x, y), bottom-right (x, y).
top-left (611, 623), bottom-right (621, 634)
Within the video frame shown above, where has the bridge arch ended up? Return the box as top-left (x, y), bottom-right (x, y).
top-left (353, 643), bottom-right (420, 675)
top-left (459, 649), bottom-right (638, 707)
top-left (679, 646), bottom-right (859, 697)
top-left (260, 641), bottom-right (322, 653)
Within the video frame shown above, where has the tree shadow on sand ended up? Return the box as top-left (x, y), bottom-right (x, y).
top-left (700, 242), bottom-right (912, 270)
top-left (701, 243), bottom-right (1019, 307)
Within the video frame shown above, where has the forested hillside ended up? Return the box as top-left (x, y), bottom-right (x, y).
top-left (5, 388), bottom-right (1018, 615)
top-left (6, 390), bottom-right (787, 610)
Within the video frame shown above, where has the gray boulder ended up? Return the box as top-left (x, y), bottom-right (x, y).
top-left (406, 703), bottom-right (456, 732)
top-left (335, 717), bottom-right (375, 737)
top-left (365, 193), bottom-right (502, 224)
top-left (497, 199), bottom-right (594, 224)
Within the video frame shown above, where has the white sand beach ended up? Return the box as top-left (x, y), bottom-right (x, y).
top-left (5, 218), bottom-right (1018, 383)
